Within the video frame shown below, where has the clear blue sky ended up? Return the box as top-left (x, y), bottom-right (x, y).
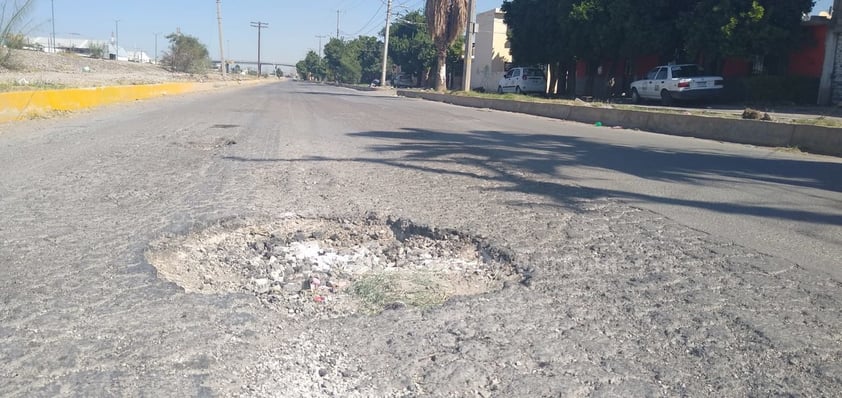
top-left (28, 0), bottom-right (833, 64)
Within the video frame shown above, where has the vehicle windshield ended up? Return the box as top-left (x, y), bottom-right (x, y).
top-left (671, 65), bottom-right (705, 78)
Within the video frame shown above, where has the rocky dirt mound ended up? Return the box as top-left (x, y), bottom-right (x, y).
top-left (0, 48), bottom-right (226, 88)
top-left (146, 214), bottom-right (522, 318)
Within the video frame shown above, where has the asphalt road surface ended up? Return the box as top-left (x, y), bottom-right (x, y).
top-left (1, 81), bottom-right (841, 397)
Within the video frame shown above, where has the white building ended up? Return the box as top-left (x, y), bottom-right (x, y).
top-left (126, 50), bottom-right (151, 63)
top-left (28, 36), bottom-right (110, 57)
top-left (470, 8), bottom-right (512, 92)
top-left (24, 36), bottom-right (147, 63)
top-left (108, 44), bottom-right (130, 62)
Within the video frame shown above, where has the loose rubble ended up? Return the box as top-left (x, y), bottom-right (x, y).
top-left (146, 214), bottom-right (520, 318)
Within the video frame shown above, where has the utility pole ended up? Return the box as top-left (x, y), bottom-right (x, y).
top-left (50, 0), bottom-right (55, 53)
top-left (336, 9), bottom-right (341, 39)
top-left (216, 0), bottom-right (226, 77)
top-left (250, 21), bottom-right (268, 76)
top-left (115, 19), bottom-right (120, 60)
top-left (154, 32), bottom-right (159, 64)
top-left (462, 0), bottom-right (477, 91)
top-left (315, 35), bottom-right (327, 58)
top-left (380, 0), bottom-right (393, 88)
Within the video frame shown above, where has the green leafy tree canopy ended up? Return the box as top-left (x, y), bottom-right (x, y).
top-left (161, 32), bottom-right (211, 74)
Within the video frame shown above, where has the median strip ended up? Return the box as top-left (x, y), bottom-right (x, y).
top-left (397, 90), bottom-right (842, 158)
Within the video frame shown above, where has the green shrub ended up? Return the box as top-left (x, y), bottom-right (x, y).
top-left (89, 43), bottom-right (106, 59)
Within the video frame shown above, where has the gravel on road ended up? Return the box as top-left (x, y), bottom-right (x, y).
top-left (0, 81), bottom-right (840, 397)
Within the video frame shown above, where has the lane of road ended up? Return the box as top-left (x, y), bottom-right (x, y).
top-left (298, 82), bottom-right (842, 280)
top-left (1, 80), bottom-right (840, 396)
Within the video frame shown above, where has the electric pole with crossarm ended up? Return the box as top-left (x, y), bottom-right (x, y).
top-left (250, 21), bottom-right (268, 76)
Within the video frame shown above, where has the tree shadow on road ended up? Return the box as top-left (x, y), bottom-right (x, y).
top-left (224, 127), bottom-right (842, 226)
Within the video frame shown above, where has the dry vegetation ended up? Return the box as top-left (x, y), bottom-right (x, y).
top-left (0, 48), bottom-right (228, 91)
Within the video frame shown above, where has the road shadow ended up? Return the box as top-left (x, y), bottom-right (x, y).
top-left (224, 128), bottom-right (842, 226)
top-left (290, 91), bottom-right (371, 98)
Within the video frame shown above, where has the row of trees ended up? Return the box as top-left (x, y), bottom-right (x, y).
top-left (502, 0), bottom-right (816, 95)
top-left (295, 35), bottom-right (382, 83)
top-left (295, 9), bottom-right (464, 89)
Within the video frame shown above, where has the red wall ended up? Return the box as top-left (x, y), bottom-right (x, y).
top-left (788, 24), bottom-right (827, 77)
top-left (721, 58), bottom-right (751, 78)
top-left (573, 22), bottom-right (828, 81)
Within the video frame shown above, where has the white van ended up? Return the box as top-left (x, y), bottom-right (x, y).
top-left (497, 67), bottom-right (547, 94)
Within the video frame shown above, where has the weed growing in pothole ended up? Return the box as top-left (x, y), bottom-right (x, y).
top-left (146, 214), bottom-right (520, 318)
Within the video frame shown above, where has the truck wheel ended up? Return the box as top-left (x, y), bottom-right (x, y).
top-left (631, 89), bottom-right (641, 104)
top-left (660, 90), bottom-right (673, 106)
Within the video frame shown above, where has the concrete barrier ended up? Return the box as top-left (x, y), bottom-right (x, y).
top-left (792, 124), bottom-right (842, 154)
top-left (0, 83), bottom-right (202, 123)
top-left (0, 80), bottom-right (265, 124)
top-left (398, 90), bottom-right (841, 157)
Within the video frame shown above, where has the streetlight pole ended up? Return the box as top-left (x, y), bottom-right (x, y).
top-left (380, 0), bottom-right (393, 88)
top-left (216, 0), bottom-right (226, 77)
top-left (114, 19), bottom-right (120, 60)
top-left (154, 32), bottom-right (159, 64)
top-left (336, 10), bottom-right (341, 39)
top-left (315, 35), bottom-right (327, 58)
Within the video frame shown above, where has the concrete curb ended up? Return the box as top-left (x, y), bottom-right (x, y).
top-left (397, 91), bottom-right (841, 157)
top-left (0, 80), bottom-right (262, 124)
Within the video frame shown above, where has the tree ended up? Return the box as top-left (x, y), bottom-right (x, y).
top-left (323, 38), bottom-right (362, 83)
top-left (160, 32), bottom-right (211, 74)
top-left (388, 10), bottom-right (436, 86)
top-left (348, 36), bottom-right (383, 84)
top-left (502, 0), bottom-right (815, 95)
top-left (321, 36), bottom-right (385, 84)
top-left (0, 0), bottom-right (35, 67)
top-left (425, 0), bottom-right (468, 91)
top-left (296, 50), bottom-right (325, 81)
top-left (503, 0), bottom-right (574, 94)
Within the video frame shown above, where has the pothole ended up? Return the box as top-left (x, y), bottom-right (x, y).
top-left (146, 214), bottom-right (522, 318)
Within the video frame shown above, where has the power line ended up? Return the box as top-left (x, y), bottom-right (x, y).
top-left (351, 2), bottom-right (385, 36)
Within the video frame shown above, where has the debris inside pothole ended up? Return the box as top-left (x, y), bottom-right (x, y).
top-left (146, 214), bottom-right (520, 318)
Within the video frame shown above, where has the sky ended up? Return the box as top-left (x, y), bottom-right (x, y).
top-left (27, 0), bottom-right (834, 65)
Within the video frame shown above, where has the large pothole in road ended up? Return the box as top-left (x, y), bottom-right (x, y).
top-left (146, 214), bottom-right (521, 318)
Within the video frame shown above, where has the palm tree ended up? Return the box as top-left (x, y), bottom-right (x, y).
top-left (425, 0), bottom-right (467, 91)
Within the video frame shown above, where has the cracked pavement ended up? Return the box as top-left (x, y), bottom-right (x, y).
top-left (1, 82), bottom-right (841, 397)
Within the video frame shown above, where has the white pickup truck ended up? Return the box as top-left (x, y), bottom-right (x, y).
top-left (630, 64), bottom-right (723, 105)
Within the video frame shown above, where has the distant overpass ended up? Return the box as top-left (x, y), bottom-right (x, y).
top-left (212, 60), bottom-right (296, 68)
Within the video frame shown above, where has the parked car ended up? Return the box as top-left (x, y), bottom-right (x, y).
top-left (497, 67), bottom-right (547, 94)
top-left (630, 64), bottom-right (723, 105)
top-left (391, 73), bottom-right (414, 88)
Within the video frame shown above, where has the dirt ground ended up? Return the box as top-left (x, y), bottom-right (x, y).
top-left (0, 48), bottom-right (231, 88)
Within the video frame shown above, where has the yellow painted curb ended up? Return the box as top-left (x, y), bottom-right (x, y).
top-left (0, 82), bottom-right (201, 123)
